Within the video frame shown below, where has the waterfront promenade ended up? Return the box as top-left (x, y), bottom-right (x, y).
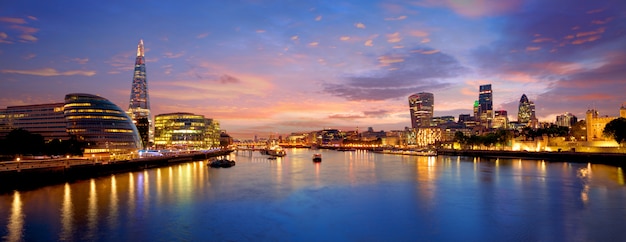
top-left (0, 149), bottom-right (232, 193)
top-left (437, 149), bottom-right (626, 166)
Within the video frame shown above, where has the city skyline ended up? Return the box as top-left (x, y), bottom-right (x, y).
top-left (1, 0), bottom-right (625, 139)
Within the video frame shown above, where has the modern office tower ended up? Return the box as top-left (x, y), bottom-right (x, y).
top-left (65, 93), bottom-right (142, 154)
top-left (518, 94), bottom-right (533, 124)
top-left (478, 84), bottom-right (493, 127)
top-left (493, 110), bottom-right (509, 129)
top-left (128, 39), bottom-right (152, 149)
top-left (0, 103), bottom-right (69, 141)
top-left (154, 113), bottom-right (221, 149)
top-left (408, 92), bottom-right (434, 128)
top-left (556, 113), bottom-right (577, 127)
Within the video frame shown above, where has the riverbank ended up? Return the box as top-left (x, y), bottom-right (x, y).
top-left (0, 149), bottom-right (232, 193)
top-left (437, 149), bottom-right (626, 167)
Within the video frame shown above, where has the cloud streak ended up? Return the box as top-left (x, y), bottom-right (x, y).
top-left (0, 68), bottom-right (96, 76)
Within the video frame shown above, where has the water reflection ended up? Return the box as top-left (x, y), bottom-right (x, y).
top-left (59, 183), bottom-right (73, 241)
top-left (87, 179), bottom-right (98, 240)
top-left (2, 152), bottom-right (626, 241)
top-left (109, 175), bottom-right (118, 231)
top-left (4, 191), bottom-right (23, 242)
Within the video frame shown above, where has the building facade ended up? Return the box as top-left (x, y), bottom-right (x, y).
top-left (556, 113), bottom-right (577, 127)
top-left (65, 93), bottom-right (142, 155)
top-left (154, 112), bottom-right (221, 149)
top-left (408, 92), bottom-right (434, 128)
top-left (128, 39), bottom-right (152, 149)
top-left (493, 110), bottom-right (509, 129)
top-left (0, 103), bottom-right (69, 141)
top-left (586, 105), bottom-right (626, 142)
top-left (478, 84), bottom-right (493, 127)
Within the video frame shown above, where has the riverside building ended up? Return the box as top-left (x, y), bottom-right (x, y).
top-left (154, 113), bottom-right (221, 150)
top-left (0, 93), bottom-right (142, 156)
top-left (0, 103), bottom-right (69, 141)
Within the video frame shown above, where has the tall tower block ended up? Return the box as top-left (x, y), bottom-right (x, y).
top-left (128, 39), bottom-right (152, 149)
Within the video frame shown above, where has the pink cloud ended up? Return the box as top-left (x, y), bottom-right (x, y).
top-left (571, 35), bottom-right (601, 45)
top-left (525, 46), bottom-right (541, 51)
top-left (0, 68), bottom-right (96, 76)
top-left (0, 17), bottom-right (26, 24)
top-left (421, 0), bottom-right (524, 18)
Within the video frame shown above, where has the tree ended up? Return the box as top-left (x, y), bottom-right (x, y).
top-left (570, 120), bottom-right (586, 141)
top-left (2, 128), bottom-right (45, 156)
top-left (603, 117), bottom-right (626, 145)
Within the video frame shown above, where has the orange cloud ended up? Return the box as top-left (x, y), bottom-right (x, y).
top-left (576, 27), bottom-right (605, 37)
top-left (364, 39), bottom-right (373, 46)
top-left (164, 52), bottom-right (184, 58)
top-left (532, 38), bottom-right (553, 43)
top-left (339, 36), bottom-right (350, 41)
top-left (592, 17), bottom-right (613, 25)
top-left (586, 9), bottom-right (604, 14)
top-left (256, 29), bottom-right (266, 33)
top-left (572, 35), bottom-right (601, 45)
top-left (315, 15), bottom-right (322, 21)
top-left (10, 25), bottom-right (38, 34)
top-left (19, 34), bottom-right (37, 42)
top-left (1, 68), bottom-right (96, 76)
top-left (386, 32), bottom-right (402, 43)
top-left (526, 46), bottom-right (541, 51)
top-left (0, 17), bottom-right (26, 24)
top-left (378, 55), bottom-right (404, 66)
top-left (384, 16), bottom-right (407, 21)
top-left (355, 22), bottom-right (366, 29)
top-left (308, 42), bottom-right (319, 46)
top-left (71, 58), bottom-right (89, 64)
top-left (291, 35), bottom-right (299, 41)
top-left (502, 72), bottom-right (538, 83)
top-left (408, 30), bottom-right (429, 37)
top-left (430, 0), bottom-right (523, 18)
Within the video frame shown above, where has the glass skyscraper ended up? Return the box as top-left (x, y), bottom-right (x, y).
top-left (128, 39), bottom-right (152, 149)
top-left (478, 84), bottom-right (493, 127)
top-left (408, 92), bottom-right (434, 128)
top-left (518, 94), bottom-right (533, 124)
top-left (154, 113), bottom-right (221, 150)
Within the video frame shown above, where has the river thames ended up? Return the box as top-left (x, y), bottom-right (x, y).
top-left (1, 149), bottom-right (625, 241)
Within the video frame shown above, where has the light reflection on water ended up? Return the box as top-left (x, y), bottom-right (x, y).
top-left (1, 150), bottom-right (626, 241)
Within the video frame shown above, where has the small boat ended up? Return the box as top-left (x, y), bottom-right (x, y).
top-left (208, 159), bottom-right (236, 168)
top-left (312, 153), bottom-right (322, 162)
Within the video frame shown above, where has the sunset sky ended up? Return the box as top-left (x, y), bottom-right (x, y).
top-left (1, 0), bottom-right (625, 139)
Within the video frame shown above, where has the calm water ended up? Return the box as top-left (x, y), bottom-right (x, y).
top-left (1, 149), bottom-right (625, 241)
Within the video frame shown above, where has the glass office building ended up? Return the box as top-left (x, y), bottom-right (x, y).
top-left (154, 112), bottom-right (220, 149)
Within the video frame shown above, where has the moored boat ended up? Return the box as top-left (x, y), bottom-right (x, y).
top-left (312, 153), bottom-right (322, 162)
top-left (208, 159), bottom-right (236, 168)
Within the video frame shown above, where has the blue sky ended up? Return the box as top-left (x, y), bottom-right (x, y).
top-left (1, 0), bottom-right (625, 138)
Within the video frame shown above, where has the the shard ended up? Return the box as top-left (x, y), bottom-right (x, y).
top-left (128, 39), bottom-right (152, 149)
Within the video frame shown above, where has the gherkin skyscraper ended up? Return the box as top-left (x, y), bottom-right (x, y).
top-left (128, 39), bottom-right (152, 149)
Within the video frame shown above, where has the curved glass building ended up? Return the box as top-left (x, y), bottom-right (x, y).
top-left (64, 93), bottom-right (142, 155)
